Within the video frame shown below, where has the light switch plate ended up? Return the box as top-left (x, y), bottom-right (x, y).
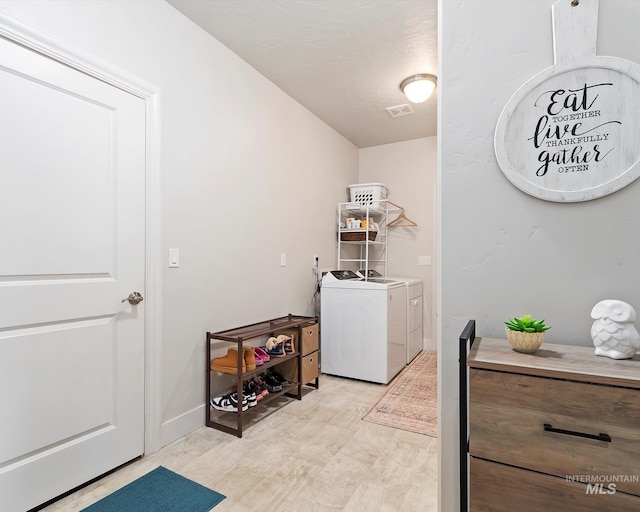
top-left (169, 248), bottom-right (179, 268)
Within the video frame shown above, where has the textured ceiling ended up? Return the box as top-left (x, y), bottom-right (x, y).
top-left (167, 0), bottom-right (438, 148)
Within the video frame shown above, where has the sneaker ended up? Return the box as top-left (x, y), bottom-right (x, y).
top-left (243, 382), bottom-right (258, 408)
top-left (210, 392), bottom-right (248, 412)
top-left (230, 382), bottom-right (259, 407)
top-left (252, 376), bottom-right (269, 399)
top-left (261, 372), bottom-right (283, 392)
top-left (269, 370), bottom-right (290, 387)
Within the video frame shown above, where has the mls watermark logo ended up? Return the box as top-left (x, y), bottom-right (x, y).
top-left (565, 474), bottom-right (639, 494)
top-left (585, 482), bottom-right (616, 495)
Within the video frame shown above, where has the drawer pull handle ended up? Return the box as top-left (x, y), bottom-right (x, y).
top-left (543, 423), bottom-right (611, 443)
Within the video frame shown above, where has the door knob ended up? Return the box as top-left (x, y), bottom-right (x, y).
top-left (122, 291), bottom-right (144, 305)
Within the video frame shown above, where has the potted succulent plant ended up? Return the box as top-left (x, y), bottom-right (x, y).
top-left (504, 314), bottom-right (551, 353)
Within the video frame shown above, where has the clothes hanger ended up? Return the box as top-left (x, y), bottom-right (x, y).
top-left (388, 212), bottom-right (418, 227)
top-left (385, 200), bottom-right (418, 227)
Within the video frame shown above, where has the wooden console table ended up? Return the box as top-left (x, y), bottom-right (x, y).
top-left (460, 320), bottom-right (640, 511)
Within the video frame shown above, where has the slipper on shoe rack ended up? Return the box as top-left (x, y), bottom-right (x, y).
top-left (252, 348), bottom-right (266, 366)
top-left (274, 334), bottom-right (294, 354)
top-left (284, 338), bottom-right (294, 354)
top-left (266, 345), bottom-right (285, 357)
top-left (265, 337), bottom-right (285, 357)
top-left (254, 346), bottom-right (270, 363)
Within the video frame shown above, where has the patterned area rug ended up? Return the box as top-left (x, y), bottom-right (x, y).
top-left (362, 351), bottom-right (437, 437)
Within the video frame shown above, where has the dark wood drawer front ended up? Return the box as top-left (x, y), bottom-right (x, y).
top-left (471, 458), bottom-right (640, 512)
top-left (470, 369), bottom-right (640, 496)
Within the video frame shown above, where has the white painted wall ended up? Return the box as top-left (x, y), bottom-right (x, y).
top-left (439, 1), bottom-right (640, 510)
top-left (0, 0), bottom-right (358, 446)
top-left (359, 137), bottom-right (437, 348)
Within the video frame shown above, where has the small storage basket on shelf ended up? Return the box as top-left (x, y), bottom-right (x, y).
top-left (348, 183), bottom-right (388, 206)
top-left (340, 230), bottom-right (377, 242)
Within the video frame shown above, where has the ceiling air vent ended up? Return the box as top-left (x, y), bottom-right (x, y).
top-left (386, 104), bottom-right (414, 118)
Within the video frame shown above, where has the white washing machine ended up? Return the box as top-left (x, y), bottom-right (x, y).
top-left (358, 270), bottom-right (424, 364)
top-left (320, 270), bottom-right (407, 384)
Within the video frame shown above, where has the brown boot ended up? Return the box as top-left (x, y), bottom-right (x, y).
top-left (243, 348), bottom-right (256, 372)
top-left (210, 348), bottom-right (246, 375)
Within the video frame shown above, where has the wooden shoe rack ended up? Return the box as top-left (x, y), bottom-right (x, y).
top-left (206, 314), bottom-right (319, 438)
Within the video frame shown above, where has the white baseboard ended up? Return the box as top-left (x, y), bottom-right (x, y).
top-left (160, 404), bottom-right (204, 448)
top-left (423, 338), bottom-right (436, 352)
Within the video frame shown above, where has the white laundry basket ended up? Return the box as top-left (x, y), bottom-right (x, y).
top-left (348, 183), bottom-right (388, 206)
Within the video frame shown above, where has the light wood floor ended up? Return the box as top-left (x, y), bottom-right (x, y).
top-left (42, 373), bottom-right (438, 511)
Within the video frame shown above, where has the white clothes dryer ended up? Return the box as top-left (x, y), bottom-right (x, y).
top-left (358, 270), bottom-right (424, 364)
top-left (320, 270), bottom-right (407, 384)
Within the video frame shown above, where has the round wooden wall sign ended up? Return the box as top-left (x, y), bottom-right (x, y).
top-left (494, 0), bottom-right (640, 202)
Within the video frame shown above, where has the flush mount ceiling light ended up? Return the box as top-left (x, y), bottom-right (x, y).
top-left (400, 74), bottom-right (437, 104)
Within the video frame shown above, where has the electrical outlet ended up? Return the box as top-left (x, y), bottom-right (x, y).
top-left (280, 253), bottom-right (287, 266)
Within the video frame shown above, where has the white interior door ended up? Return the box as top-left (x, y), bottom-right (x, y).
top-left (0, 35), bottom-right (146, 511)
